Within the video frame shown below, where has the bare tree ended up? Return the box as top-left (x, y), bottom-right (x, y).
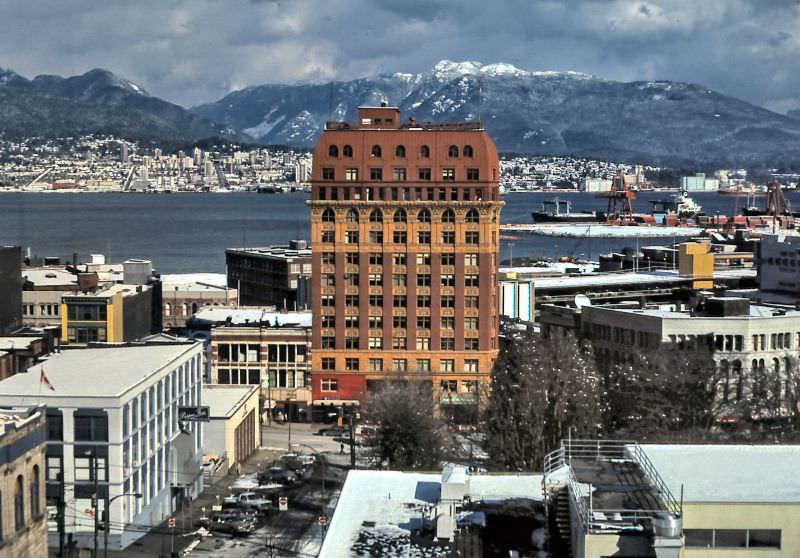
top-left (363, 378), bottom-right (456, 470)
top-left (483, 325), bottom-right (605, 471)
top-left (605, 343), bottom-right (724, 439)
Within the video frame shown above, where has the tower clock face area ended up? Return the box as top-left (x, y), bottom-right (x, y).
top-left (308, 106), bottom-right (503, 411)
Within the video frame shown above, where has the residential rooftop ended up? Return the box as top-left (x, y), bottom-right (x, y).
top-left (0, 343), bottom-right (199, 400)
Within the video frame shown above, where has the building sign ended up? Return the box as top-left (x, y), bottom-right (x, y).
top-left (178, 406), bottom-right (210, 422)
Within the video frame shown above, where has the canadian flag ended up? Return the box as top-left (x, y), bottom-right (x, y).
top-left (40, 369), bottom-right (55, 391)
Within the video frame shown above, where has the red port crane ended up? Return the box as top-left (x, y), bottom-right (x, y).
top-left (596, 174), bottom-right (636, 224)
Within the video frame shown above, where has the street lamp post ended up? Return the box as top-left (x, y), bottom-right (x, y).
top-left (103, 492), bottom-right (143, 558)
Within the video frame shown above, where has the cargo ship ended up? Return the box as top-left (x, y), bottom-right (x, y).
top-left (531, 198), bottom-right (601, 223)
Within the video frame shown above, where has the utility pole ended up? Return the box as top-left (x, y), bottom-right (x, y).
top-left (58, 470), bottom-right (66, 557)
top-left (348, 407), bottom-right (356, 468)
top-left (93, 455), bottom-right (100, 558)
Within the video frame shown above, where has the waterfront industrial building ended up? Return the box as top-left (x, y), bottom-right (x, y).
top-left (309, 105), bottom-right (503, 413)
top-left (0, 342), bottom-right (205, 551)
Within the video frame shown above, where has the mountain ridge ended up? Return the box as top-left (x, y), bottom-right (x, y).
top-left (192, 59), bottom-right (800, 166)
top-left (0, 66), bottom-right (249, 143)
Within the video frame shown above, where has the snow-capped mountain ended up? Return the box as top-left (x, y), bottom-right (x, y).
top-left (192, 60), bottom-right (800, 165)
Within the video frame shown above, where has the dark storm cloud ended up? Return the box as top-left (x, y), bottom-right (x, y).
top-left (0, 0), bottom-right (798, 112)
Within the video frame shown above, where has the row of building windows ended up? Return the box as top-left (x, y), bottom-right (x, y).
top-left (216, 343), bottom-right (308, 364)
top-left (317, 185), bottom-right (494, 202)
top-left (321, 312), bottom-right (481, 329)
top-left (322, 207), bottom-right (480, 224)
top-left (0, 468), bottom-right (41, 542)
top-left (321, 293), bottom-right (481, 309)
top-left (321, 336), bottom-right (482, 350)
top-left (320, 378), bottom-right (478, 395)
top-left (591, 326), bottom-right (800, 353)
top-left (322, 252), bottom-right (480, 267)
top-left (23, 303), bottom-right (60, 317)
top-left (321, 357), bottom-right (480, 374)
top-left (322, 167), bottom-right (481, 182)
top-left (321, 273), bottom-right (480, 288)
top-left (217, 368), bottom-right (308, 389)
top-left (685, 528), bottom-right (780, 549)
top-left (327, 144), bottom-right (474, 159)
top-left (321, 229), bottom-right (482, 245)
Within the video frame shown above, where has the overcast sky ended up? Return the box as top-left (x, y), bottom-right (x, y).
top-left (1, 0), bottom-right (799, 112)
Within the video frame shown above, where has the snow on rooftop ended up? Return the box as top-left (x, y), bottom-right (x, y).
top-left (641, 444), bottom-right (800, 503)
top-left (320, 469), bottom-right (542, 558)
top-left (161, 273), bottom-right (228, 289)
top-left (193, 307), bottom-right (312, 327)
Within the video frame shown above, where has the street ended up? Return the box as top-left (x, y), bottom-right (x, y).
top-left (186, 422), bottom-right (351, 558)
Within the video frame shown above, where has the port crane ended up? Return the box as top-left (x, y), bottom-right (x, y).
top-left (596, 174), bottom-right (636, 224)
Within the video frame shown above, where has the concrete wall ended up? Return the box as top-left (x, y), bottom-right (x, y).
top-left (683, 502), bottom-right (800, 558)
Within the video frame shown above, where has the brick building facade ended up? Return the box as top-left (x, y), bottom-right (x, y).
top-left (309, 106), bottom-right (503, 415)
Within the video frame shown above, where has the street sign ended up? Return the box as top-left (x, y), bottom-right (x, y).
top-left (318, 515), bottom-right (328, 526)
top-left (178, 406), bottom-right (210, 422)
top-left (168, 517), bottom-right (176, 528)
top-left (278, 496), bottom-right (288, 511)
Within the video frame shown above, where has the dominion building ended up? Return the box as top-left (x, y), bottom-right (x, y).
top-left (309, 105), bottom-right (502, 417)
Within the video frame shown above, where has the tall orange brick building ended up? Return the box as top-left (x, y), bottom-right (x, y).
top-left (309, 105), bottom-right (503, 419)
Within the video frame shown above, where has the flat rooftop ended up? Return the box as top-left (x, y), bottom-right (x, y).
top-left (161, 273), bottom-right (228, 289)
top-left (521, 268), bottom-right (756, 290)
top-left (63, 282), bottom-right (150, 299)
top-left (195, 308), bottom-right (312, 327)
top-left (320, 469), bottom-right (542, 558)
top-left (204, 385), bottom-right (258, 419)
top-left (23, 268), bottom-right (79, 287)
top-left (0, 343), bottom-right (199, 400)
top-left (603, 301), bottom-right (800, 320)
top-left (226, 245), bottom-right (311, 261)
top-left (642, 444), bottom-right (800, 503)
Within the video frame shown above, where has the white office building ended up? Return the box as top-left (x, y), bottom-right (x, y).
top-left (0, 342), bottom-right (205, 551)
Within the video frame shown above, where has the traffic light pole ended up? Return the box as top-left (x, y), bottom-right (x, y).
top-left (93, 456), bottom-right (99, 558)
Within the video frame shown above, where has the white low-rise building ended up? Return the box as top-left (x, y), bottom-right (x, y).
top-left (0, 342), bottom-right (205, 551)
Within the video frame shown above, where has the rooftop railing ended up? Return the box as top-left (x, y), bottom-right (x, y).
top-left (543, 439), bottom-right (682, 533)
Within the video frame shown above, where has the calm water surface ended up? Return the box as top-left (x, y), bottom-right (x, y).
top-left (1, 190), bottom-right (796, 273)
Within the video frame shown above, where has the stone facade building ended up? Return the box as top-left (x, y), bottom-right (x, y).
top-left (0, 405), bottom-right (47, 558)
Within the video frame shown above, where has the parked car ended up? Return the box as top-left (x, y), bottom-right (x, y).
top-left (222, 492), bottom-right (272, 513)
top-left (202, 512), bottom-right (257, 537)
top-left (258, 465), bottom-right (298, 486)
